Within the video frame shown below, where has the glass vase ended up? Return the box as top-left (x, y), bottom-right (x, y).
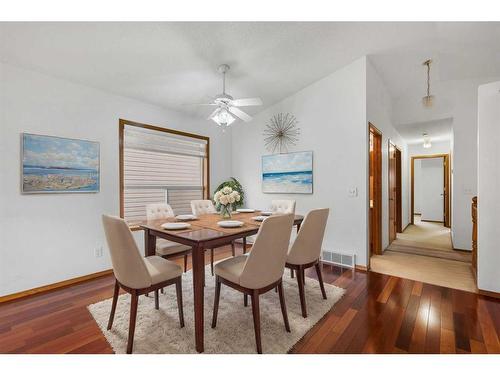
top-left (220, 204), bottom-right (232, 219)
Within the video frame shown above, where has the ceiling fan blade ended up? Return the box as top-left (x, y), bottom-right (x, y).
top-left (207, 107), bottom-right (221, 120)
top-left (231, 97), bottom-right (263, 107)
top-left (228, 106), bottom-right (253, 122)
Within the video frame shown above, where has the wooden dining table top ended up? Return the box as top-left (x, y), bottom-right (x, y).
top-left (139, 211), bottom-right (304, 245)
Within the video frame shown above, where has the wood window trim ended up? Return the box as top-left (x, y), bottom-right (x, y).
top-left (410, 153), bottom-right (451, 228)
top-left (119, 119), bottom-right (210, 231)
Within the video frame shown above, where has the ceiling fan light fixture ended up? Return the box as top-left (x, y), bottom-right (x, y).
top-left (211, 108), bottom-right (235, 127)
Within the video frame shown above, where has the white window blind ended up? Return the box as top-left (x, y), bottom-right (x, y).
top-left (123, 125), bottom-right (207, 225)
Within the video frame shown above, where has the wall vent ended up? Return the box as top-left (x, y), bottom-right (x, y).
top-left (321, 249), bottom-right (355, 269)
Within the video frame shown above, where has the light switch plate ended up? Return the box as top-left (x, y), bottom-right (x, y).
top-left (348, 186), bottom-right (358, 198)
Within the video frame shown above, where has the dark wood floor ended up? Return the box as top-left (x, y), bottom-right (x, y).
top-left (0, 244), bottom-right (499, 354)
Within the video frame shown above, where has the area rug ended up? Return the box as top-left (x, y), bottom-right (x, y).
top-left (87, 265), bottom-right (345, 354)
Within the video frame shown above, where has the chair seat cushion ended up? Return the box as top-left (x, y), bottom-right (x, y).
top-left (144, 255), bottom-right (183, 285)
top-left (156, 239), bottom-right (191, 256)
top-left (214, 255), bottom-right (248, 285)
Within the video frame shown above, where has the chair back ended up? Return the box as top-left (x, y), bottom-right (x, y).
top-left (271, 200), bottom-right (296, 214)
top-left (102, 215), bottom-right (151, 289)
top-left (287, 208), bottom-right (329, 265)
top-left (146, 203), bottom-right (175, 220)
top-left (191, 200), bottom-right (216, 216)
top-left (240, 214), bottom-right (294, 289)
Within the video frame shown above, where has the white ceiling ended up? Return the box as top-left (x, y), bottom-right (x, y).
top-left (1, 22), bottom-right (499, 123)
top-left (395, 117), bottom-right (453, 145)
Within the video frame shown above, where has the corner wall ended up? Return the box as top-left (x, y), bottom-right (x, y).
top-left (0, 63), bottom-right (232, 296)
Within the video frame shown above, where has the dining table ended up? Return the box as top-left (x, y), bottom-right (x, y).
top-left (139, 211), bottom-right (304, 353)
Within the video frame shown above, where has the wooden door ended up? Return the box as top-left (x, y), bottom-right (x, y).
top-left (443, 155), bottom-right (451, 227)
top-left (395, 147), bottom-right (402, 232)
top-left (388, 142), bottom-right (397, 244)
top-left (369, 124), bottom-right (382, 257)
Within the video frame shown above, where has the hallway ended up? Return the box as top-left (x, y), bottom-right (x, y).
top-left (370, 215), bottom-right (476, 293)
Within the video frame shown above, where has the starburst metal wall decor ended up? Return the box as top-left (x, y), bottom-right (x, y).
top-left (263, 113), bottom-right (300, 154)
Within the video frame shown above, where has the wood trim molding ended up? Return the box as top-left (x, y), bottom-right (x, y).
top-left (478, 289), bottom-right (500, 299)
top-left (0, 269), bottom-right (113, 304)
top-left (355, 264), bottom-right (368, 272)
top-left (118, 119), bottom-right (211, 221)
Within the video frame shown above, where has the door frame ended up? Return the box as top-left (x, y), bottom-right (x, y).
top-left (410, 153), bottom-right (451, 227)
top-left (388, 141), bottom-right (403, 244)
top-left (369, 123), bottom-right (382, 260)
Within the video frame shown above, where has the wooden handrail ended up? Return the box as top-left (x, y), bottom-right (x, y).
top-left (472, 196), bottom-right (477, 281)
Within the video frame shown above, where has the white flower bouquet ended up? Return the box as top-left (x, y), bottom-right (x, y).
top-left (213, 186), bottom-right (241, 219)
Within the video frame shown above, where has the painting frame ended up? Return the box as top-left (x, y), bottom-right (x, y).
top-left (21, 133), bottom-right (100, 194)
top-left (261, 150), bottom-right (313, 194)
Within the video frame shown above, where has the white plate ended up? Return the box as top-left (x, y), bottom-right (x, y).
top-left (217, 220), bottom-right (244, 228)
top-left (252, 216), bottom-right (267, 222)
top-left (260, 211), bottom-right (273, 216)
top-left (175, 214), bottom-right (197, 221)
top-left (236, 208), bottom-right (255, 213)
top-left (161, 222), bottom-right (191, 230)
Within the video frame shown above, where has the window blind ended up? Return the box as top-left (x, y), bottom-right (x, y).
top-left (123, 125), bottom-right (207, 225)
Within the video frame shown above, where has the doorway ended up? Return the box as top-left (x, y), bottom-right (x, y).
top-left (388, 141), bottom-right (402, 244)
top-left (411, 154), bottom-right (450, 227)
top-left (369, 123), bottom-right (382, 258)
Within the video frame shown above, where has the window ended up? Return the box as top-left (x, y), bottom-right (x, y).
top-left (119, 119), bottom-right (209, 226)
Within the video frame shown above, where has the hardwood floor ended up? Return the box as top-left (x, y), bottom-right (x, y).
top-left (0, 244), bottom-right (499, 354)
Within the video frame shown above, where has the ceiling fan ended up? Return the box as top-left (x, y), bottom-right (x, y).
top-left (193, 64), bottom-right (263, 127)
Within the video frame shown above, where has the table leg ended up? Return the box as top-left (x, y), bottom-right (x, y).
top-left (243, 237), bottom-right (247, 254)
top-left (192, 243), bottom-right (205, 353)
top-left (144, 229), bottom-right (156, 257)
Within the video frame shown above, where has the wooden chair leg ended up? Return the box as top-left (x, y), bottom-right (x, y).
top-left (154, 290), bottom-right (159, 310)
top-left (296, 266), bottom-right (307, 318)
top-left (175, 278), bottom-right (185, 328)
top-left (127, 293), bottom-right (139, 354)
top-left (184, 254), bottom-right (188, 272)
top-left (277, 280), bottom-right (291, 332)
top-left (244, 293), bottom-right (248, 307)
top-left (315, 263), bottom-right (327, 300)
top-left (211, 276), bottom-right (221, 328)
top-left (242, 237), bottom-right (247, 254)
top-left (210, 248), bottom-right (214, 276)
top-left (107, 280), bottom-right (120, 330)
top-left (251, 290), bottom-right (262, 354)
top-left (291, 269), bottom-right (294, 278)
top-left (231, 241), bottom-right (235, 257)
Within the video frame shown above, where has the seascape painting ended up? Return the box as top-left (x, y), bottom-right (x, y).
top-left (262, 151), bottom-right (313, 194)
top-left (22, 133), bottom-right (100, 193)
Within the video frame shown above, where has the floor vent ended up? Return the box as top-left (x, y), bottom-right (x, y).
top-left (321, 250), bottom-right (355, 269)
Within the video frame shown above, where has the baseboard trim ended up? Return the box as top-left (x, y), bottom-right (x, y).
top-left (478, 289), bottom-right (500, 299)
top-left (453, 248), bottom-right (472, 253)
top-left (420, 219), bottom-right (444, 223)
top-left (355, 264), bottom-right (368, 272)
top-left (402, 223), bottom-right (410, 232)
top-left (0, 269), bottom-right (113, 304)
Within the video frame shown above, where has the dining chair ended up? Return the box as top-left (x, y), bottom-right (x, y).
top-left (146, 203), bottom-right (191, 272)
top-left (191, 200), bottom-right (236, 275)
top-left (102, 215), bottom-right (184, 354)
top-left (211, 213), bottom-right (294, 354)
top-left (271, 199), bottom-right (296, 214)
top-left (285, 208), bottom-right (329, 318)
top-left (236, 200), bottom-right (297, 252)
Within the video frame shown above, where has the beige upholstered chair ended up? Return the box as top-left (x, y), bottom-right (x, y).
top-left (146, 203), bottom-right (191, 272)
top-left (102, 215), bottom-right (184, 354)
top-left (211, 214), bottom-right (294, 354)
top-left (286, 208), bottom-right (329, 318)
top-left (271, 199), bottom-right (296, 214)
top-left (190, 200), bottom-right (236, 275)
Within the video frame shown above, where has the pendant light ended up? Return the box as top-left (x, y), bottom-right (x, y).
top-left (422, 59), bottom-right (435, 108)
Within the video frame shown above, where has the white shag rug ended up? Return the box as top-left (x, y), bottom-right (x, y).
top-left (87, 266), bottom-right (345, 354)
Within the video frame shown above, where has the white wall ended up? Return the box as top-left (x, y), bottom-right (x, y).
top-left (231, 57), bottom-right (368, 266)
top-left (419, 158), bottom-right (444, 222)
top-left (477, 80), bottom-right (500, 293)
top-left (366, 59), bottom-right (409, 248)
top-left (414, 159), bottom-right (422, 214)
top-left (0, 63), bottom-right (232, 296)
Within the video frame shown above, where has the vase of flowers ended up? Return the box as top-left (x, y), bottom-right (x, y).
top-left (214, 186), bottom-right (241, 219)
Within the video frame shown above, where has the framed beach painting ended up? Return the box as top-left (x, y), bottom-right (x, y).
top-left (262, 151), bottom-right (313, 194)
top-left (21, 133), bottom-right (100, 193)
